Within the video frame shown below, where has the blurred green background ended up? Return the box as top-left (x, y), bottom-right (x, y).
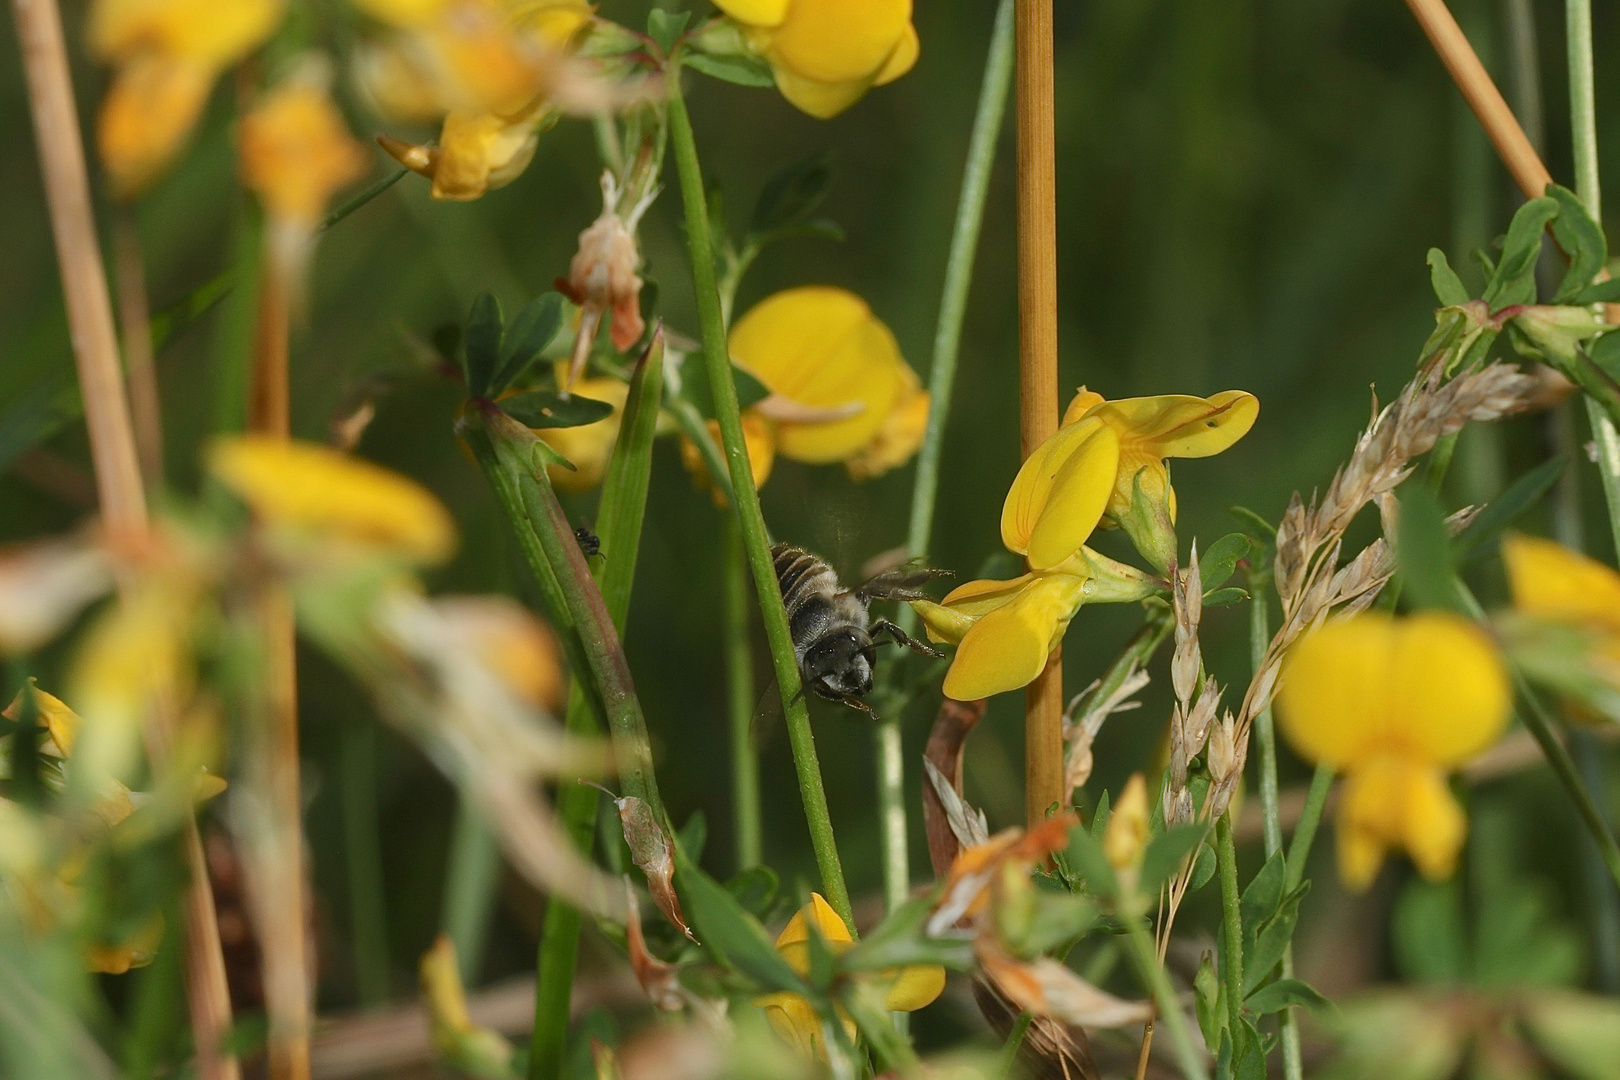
top-left (4, 0), bottom-right (1620, 1028)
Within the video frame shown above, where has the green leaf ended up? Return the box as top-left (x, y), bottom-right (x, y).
top-left (0, 371), bottom-right (81, 475)
top-left (1198, 533), bottom-right (1256, 591)
top-left (1065, 821), bottom-right (1119, 901)
top-left (1473, 875), bottom-right (1583, 988)
top-left (673, 845), bottom-right (806, 993)
top-left (1202, 587), bottom-right (1249, 608)
top-left (1017, 893), bottom-right (1099, 957)
top-left (1227, 505), bottom-right (1276, 539)
top-left (1242, 883), bottom-right (1307, 995)
top-left (1189, 839), bottom-right (1217, 891)
top-left (1454, 456), bottom-right (1566, 560)
top-left (492, 293), bottom-right (565, 395)
top-left (723, 866), bottom-right (780, 920)
top-left (1140, 824), bottom-right (1207, 895)
top-left (500, 391), bottom-right (615, 429)
top-left (734, 364), bottom-right (771, 411)
top-left (464, 292), bottom-right (504, 398)
top-left (1523, 991), bottom-right (1620, 1080)
top-left (1244, 977), bottom-right (1330, 1015)
top-left (1571, 278), bottom-right (1620, 306)
top-left (1484, 196), bottom-right (1559, 312)
top-left (677, 809), bottom-right (706, 864)
top-left (1392, 879), bottom-right (1468, 983)
top-left (1232, 1017), bottom-right (1266, 1080)
top-left (1088, 790), bottom-right (1111, 843)
top-left (1427, 248), bottom-right (1472, 306)
top-left (1238, 850), bottom-right (1286, 956)
top-left (646, 8), bottom-right (690, 54)
top-left (683, 51), bottom-right (774, 86)
top-left (1195, 953), bottom-right (1224, 1050)
top-left (1395, 484), bottom-right (1462, 612)
top-left (594, 330), bottom-right (667, 626)
top-left (1550, 184), bottom-right (1608, 303)
top-left (749, 151), bottom-right (834, 237)
top-left (756, 218), bottom-right (846, 246)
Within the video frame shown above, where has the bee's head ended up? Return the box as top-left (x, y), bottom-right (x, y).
top-left (803, 628), bottom-right (875, 701)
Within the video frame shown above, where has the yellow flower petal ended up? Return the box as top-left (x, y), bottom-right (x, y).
top-left (1061, 387), bottom-right (1106, 426)
top-left (240, 76), bottom-right (368, 227)
top-left (1337, 758), bottom-right (1467, 891)
top-left (713, 0), bottom-right (790, 27)
top-left (845, 363), bottom-right (928, 480)
top-left (96, 55), bottom-right (213, 198)
top-left (768, 0), bottom-right (911, 86)
top-left (1277, 612), bottom-right (1509, 769)
top-left (730, 288), bottom-right (910, 463)
top-left (535, 376), bottom-right (629, 493)
top-left (1503, 533), bottom-right (1620, 634)
top-left (209, 436), bottom-right (457, 563)
top-left (872, 20), bottom-right (918, 86)
top-left (943, 574), bottom-right (1087, 700)
top-left (1093, 391), bottom-right (1259, 460)
top-left (1001, 417), bottom-right (1120, 569)
top-left (882, 962), bottom-right (945, 1011)
top-left (910, 599), bottom-right (975, 645)
top-left (90, 0), bottom-right (283, 65)
top-left (776, 892), bottom-right (853, 950)
top-left (768, 67), bottom-right (873, 119)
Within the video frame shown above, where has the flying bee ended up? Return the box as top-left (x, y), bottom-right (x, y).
top-left (772, 543), bottom-right (949, 715)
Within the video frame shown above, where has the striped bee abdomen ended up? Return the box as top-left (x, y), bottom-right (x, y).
top-left (771, 544), bottom-right (865, 662)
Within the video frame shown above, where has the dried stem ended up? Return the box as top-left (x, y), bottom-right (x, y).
top-left (11, 0), bottom-right (236, 1075)
top-left (1402, 0), bottom-right (1552, 199)
top-left (1016, 0), bottom-right (1064, 828)
top-left (113, 212), bottom-right (165, 487)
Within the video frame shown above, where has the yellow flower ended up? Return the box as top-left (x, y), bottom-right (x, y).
top-left (533, 375), bottom-right (630, 494)
top-left (910, 418), bottom-right (1155, 700)
top-left (361, 0), bottom-right (594, 200)
top-left (678, 415), bottom-right (777, 508)
top-left (1276, 612), bottom-right (1510, 891)
top-left (728, 286), bottom-right (927, 476)
top-left (754, 893), bottom-right (944, 1060)
top-left (90, 0), bottom-right (284, 196)
top-left (208, 436), bottom-right (457, 564)
top-left (1061, 387), bottom-right (1258, 571)
top-left (1503, 534), bottom-right (1620, 676)
top-left (240, 71), bottom-right (370, 229)
top-left (714, 0), bottom-right (919, 119)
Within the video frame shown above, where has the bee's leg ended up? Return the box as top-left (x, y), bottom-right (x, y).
top-left (870, 618), bottom-right (944, 658)
top-left (830, 691), bottom-right (877, 719)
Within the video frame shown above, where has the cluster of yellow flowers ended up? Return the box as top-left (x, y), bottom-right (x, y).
top-left (912, 387), bottom-right (1257, 700)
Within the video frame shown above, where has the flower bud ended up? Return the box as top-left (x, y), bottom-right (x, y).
top-left (565, 171), bottom-right (656, 389)
top-left (1102, 773), bottom-right (1149, 896)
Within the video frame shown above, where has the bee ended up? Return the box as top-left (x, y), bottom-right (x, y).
top-left (772, 543), bottom-right (948, 715)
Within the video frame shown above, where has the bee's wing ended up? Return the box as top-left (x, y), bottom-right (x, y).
top-left (855, 560), bottom-right (953, 603)
top-left (749, 680), bottom-right (785, 749)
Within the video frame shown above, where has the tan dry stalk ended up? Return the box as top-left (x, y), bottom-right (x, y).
top-left (113, 212), bottom-right (166, 487)
top-left (1403, 0), bottom-right (1553, 199)
top-left (1017, 0), bottom-right (1064, 829)
top-left (11, 1), bottom-right (238, 1076)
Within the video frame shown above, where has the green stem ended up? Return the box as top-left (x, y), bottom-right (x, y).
top-left (1214, 815), bottom-right (1244, 1036)
top-left (1515, 676), bottom-right (1620, 891)
top-left (342, 722), bottom-right (392, 1005)
top-left (1284, 765), bottom-right (1334, 895)
top-left (995, 1012), bottom-right (1033, 1080)
top-left (666, 72), bottom-right (852, 926)
top-left (725, 514), bottom-right (762, 871)
top-left (902, 0), bottom-right (1016, 573)
top-left (1124, 915), bottom-right (1209, 1080)
top-left (440, 800), bottom-right (499, 986)
top-left (1567, 0), bottom-right (1600, 215)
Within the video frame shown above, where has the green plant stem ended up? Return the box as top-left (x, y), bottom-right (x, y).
top-left (1284, 765), bottom-right (1334, 894)
top-left (122, 900), bottom-right (184, 1078)
top-left (440, 801), bottom-right (499, 986)
top-left (725, 514), bottom-right (761, 871)
top-left (1124, 914), bottom-right (1209, 1080)
top-left (666, 73), bottom-right (852, 927)
top-left (1214, 814), bottom-right (1244, 1036)
top-left (1516, 676), bottom-right (1620, 891)
top-left (995, 1012), bottom-right (1033, 1080)
top-left (342, 722), bottom-right (392, 1005)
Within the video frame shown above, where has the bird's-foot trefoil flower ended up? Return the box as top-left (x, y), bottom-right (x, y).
top-left (1276, 611), bottom-right (1510, 891)
top-left (561, 171), bottom-right (659, 391)
top-left (90, 0), bottom-right (285, 196)
top-left (753, 893), bottom-right (945, 1060)
top-left (1500, 533), bottom-right (1620, 720)
top-left (1061, 387), bottom-right (1259, 573)
top-left (910, 415), bottom-right (1158, 700)
top-left (710, 0), bottom-right (919, 118)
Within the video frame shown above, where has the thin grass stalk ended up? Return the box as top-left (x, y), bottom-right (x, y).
top-left (440, 802), bottom-right (499, 985)
top-left (1214, 815), bottom-right (1244, 1036)
top-left (665, 76), bottom-right (853, 926)
top-left (725, 515), bottom-right (762, 871)
top-left (113, 212), bottom-right (165, 487)
top-left (1016, 0), bottom-right (1064, 829)
top-left (341, 723), bottom-right (391, 1007)
top-left (875, 0), bottom-right (1016, 925)
top-left (10, 1), bottom-right (237, 1074)
top-left (1123, 915), bottom-right (1208, 1080)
